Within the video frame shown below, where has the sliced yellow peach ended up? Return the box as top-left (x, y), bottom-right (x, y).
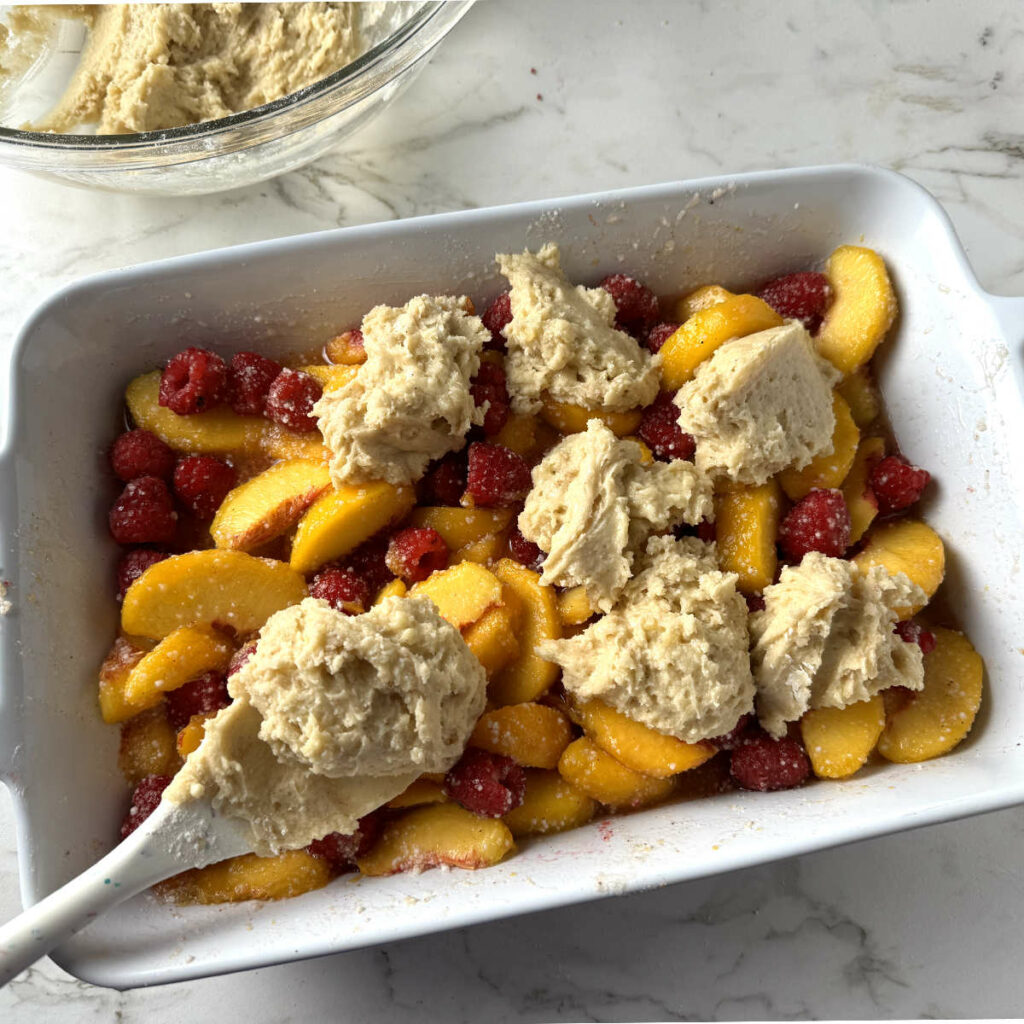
top-left (290, 482), bottom-right (415, 574)
top-left (409, 561), bottom-right (504, 629)
top-left (211, 458), bottom-right (332, 552)
top-left (837, 366), bottom-right (881, 428)
top-left (409, 507), bottom-right (513, 550)
top-left (489, 559), bottom-right (561, 705)
top-left (660, 294), bottom-right (784, 390)
top-left (503, 769), bottom-right (597, 837)
top-left (623, 436), bottom-right (654, 465)
top-left (118, 706), bottom-right (181, 783)
top-left (778, 392), bottom-right (860, 501)
top-left (387, 777), bottom-right (448, 809)
top-left (557, 585), bottom-right (596, 627)
top-left (557, 737), bottom-right (676, 809)
top-left (801, 696), bottom-right (885, 779)
top-left (842, 436), bottom-right (885, 544)
top-left (462, 604), bottom-right (521, 677)
top-left (673, 284), bottom-right (735, 321)
top-left (122, 549), bottom-right (308, 639)
top-left (98, 636), bottom-right (151, 724)
top-left (176, 712), bottom-right (215, 759)
top-left (356, 803), bottom-right (515, 876)
top-left (258, 424), bottom-right (329, 462)
top-left (817, 245), bottom-right (898, 374)
top-left (167, 850), bottom-right (331, 904)
top-left (373, 579), bottom-right (407, 605)
top-left (470, 703), bottom-right (573, 769)
top-left (853, 520), bottom-right (944, 618)
top-left (878, 628), bottom-right (983, 763)
top-left (539, 397), bottom-right (642, 437)
top-left (714, 479), bottom-right (781, 594)
top-left (325, 330), bottom-right (367, 366)
top-left (492, 414), bottom-right (539, 457)
top-left (296, 364), bottom-right (359, 392)
top-left (573, 699), bottom-right (715, 778)
top-left (451, 532), bottom-right (507, 567)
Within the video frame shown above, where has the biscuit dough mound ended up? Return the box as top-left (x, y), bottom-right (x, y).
top-left (315, 295), bottom-right (487, 486)
top-left (497, 243), bottom-right (660, 415)
top-left (539, 536), bottom-right (754, 743)
top-left (750, 552), bottom-right (926, 737)
top-left (518, 420), bottom-right (713, 611)
top-left (674, 321), bottom-right (840, 485)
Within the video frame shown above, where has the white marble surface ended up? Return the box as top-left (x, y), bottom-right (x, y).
top-left (2, 0), bottom-right (1024, 1018)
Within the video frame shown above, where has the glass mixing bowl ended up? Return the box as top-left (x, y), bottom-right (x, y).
top-left (0, 2), bottom-right (472, 195)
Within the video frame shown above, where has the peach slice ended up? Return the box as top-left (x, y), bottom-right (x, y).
top-left (451, 532), bottom-right (507, 567)
top-left (325, 331), bottom-right (367, 366)
top-left (462, 603), bottom-right (521, 677)
top-left (557, 585), bottom-right (596, 627)
top-left (469, 703), bottom-right (573, 769)
top-left (259, 424), bottom-right (329, 462)
top-left (122, 549), bottom-right (308, 639)
top-left (714, 479), bottom-right (781, 594)
top-left (659, 293), bottom-right (784, 390)
top-left (290, 482), bottom-right (415, 574)
top-left (166, 851), bottom-right (331, 904)
top-left (409, 561), bottom-right (504, 629)
top-left (778, 392), bottom-right (860, 501)
top-left (842, 436), bottom-right (885, 544)
top-left (837, 366), bottom-right (881, 428)
top-left (492, 414), bottom-right (539, 457)
top-left (503, 769), bottom-right (597, 837)
top-left (356, 803), bottom-right (515, 876)
top-left (373, 579), bottom-right (408, 605)
top-left (623, 436), bottom-right (655, 465)
top-left (878, 627), bottom-right (983, 763)
top-left (673, 284), bottom-right (735, 321)
top-left (211, 458), bottom-right (332, 552)
top-left (387, 777), bottom-right (448, 809)
top-left (816, 244), bottom-right (898, 374)
top-left (489, 559), bottom-right (561, 705)
top-left (98, 635), bottom-right (151, 724)
top-left (852, 520), bottom-right (944, 618)
top-left (118, 706), bottom-right (181, 783)
top-left (557, 737), bottom-right (676, 809)
top-left (539, 397), bottom-right (642, 437)
top-left (572, 699), bottom-right (715, 779)
top-left (409, 507), bottom-right (513, 550)
top-left (800, 695), bottom-right (885, 779)
top-left (296, 364), bottom-right (359, 393)
top-left (176, 712), bottom-right (215, 759)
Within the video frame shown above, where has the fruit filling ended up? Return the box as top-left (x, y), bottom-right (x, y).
top-left (99, 238), bottom-right (983, 904)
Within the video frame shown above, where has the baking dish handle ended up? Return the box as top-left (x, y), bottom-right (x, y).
top-left (0, 443), bottom-right (19, 785)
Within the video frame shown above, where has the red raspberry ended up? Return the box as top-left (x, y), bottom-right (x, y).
top-left (109, 476), bottom-right (177, 545)
top-left (730, 734), bottom-right (810, 791)
top-left (869, 455), bottom-right (930, 514)
top-left (708, 713), bottom-right (755, 751)
top-left (745, 592), bottom-right (766, 614)
top-left (481, 292), bottom-right (512, 348)
top-left (696, 518), bottom-right (716, 544)
top-left (471, 361), bottom-right (511, 436)
top-left (165, 670), bottom-right (231, 731)
top-left (264, 368), bottom-right (323, 433)
top-left (444, 748), bottom-right (526, 818)
top-left (116, 548), bottom-right (169, 601)
top-left (307, 811), bottom-right (384, 871)
top-left (310, 567), bottom-right (371, 612)
top-left (778, 489), bottom-right (851, 560)
top-left (425, 452), bottom-right (468, 506)
top-left (599, 273), bottom-right (660, 337)
top-left (158, 347), bottom-right (229, 415)
top-left (340, 536), bottom-right (394, 595)
top-left (120, 774), bottom-right (172, 839)
top-left (757, 272), bottom-right (832, 333)
top-left (465, 442), bottom-right (531, 508)
top-left (227, 641), bottom-right (257, 678)
top-left (638, 392), bottom-right (695, 461)
top-left (385, 527), bottom-right (449, 583)
top-left (645, 321), bottom-right (679, 355)
top-left (173, 455), bottom-right (236, 519)
top-left (109, 429), bottom-right (176, 482)
top-left (894, 620), bottom-right (937, 655)
top-left (508, 526), bottom-right (544, 571)
top-left (228, 351), bottom-right (282, 417)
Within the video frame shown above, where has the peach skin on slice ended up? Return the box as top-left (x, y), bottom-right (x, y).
top-left (356, 803), bottom-right (515, 876)
top-left (673, 284), bottom-right (735, 321)
top-left (166, 850), bottom-right (331, 904)
top-left (800, 695), bottom-right (885, 779)
top-left (409, 561), bottom-right (504, 629)
top-left (122, 549), bottom-right (308, 639)
top-left (878, 627), bottom-right (983, 763)
top-left (539, 397), bottom-right (643, 437)
top-left (714, 479), bottom-right (781, 594)
top-left (816, 244), bottom-right (898, 374)
top-left (462, 603), bottom-right (521, 677)
top-left (211, 458), bottom-right (332, 552)
top-left (557, 737), bottom-right (676, 809)
top-left (842, 436), bottom-right (885, 544)
top-left (470, 703), bottom-right (573, 769)
top-left (778, 392), bottom-right (860, 501)
top-left (836, 366), bottom-right (881, 429)
top-left (290, 481), bottom-right (415, 574)
top-left (503, 769), bottom-right (597, 838)
top-left (852, 520), bottom-right (944, 618)
top-left (409, 507), bottom-right (513, 550)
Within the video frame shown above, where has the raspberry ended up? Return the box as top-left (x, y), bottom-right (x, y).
top-left (227, 641), bottom-right (257, 678)
top-left (425, 452), bottom-right (468, 506)
top-left (508, 526), bottom-right (544, 571)
top-left (383, 527), bottom-right (448, 583)
top-left (109, 476), bottom-right (177, 545)
top-left (228, 351), bottom-right (282, 416)
top-left (696, 518), bottom-right (716, 544)
top-left (708, 713), bottom-right (755, 750)
top-left (444, 748), bottom-right (526, 818)
top-left (778, 488), bottom-right (851, 560)
top-left (757, 272), bottom-right (832, 333)
top-left (264, 368), bottom-right (323, 433)
top-left (307, 811), bottom-right (384, 871)
top-left (309, 567), bottom-right (371, 613)
top-left (599, 274), bottom-right (660, 337)
top-left (481, 292), bottom-right (512, 348)
top-left (730, 734), bottom-right (810, 791)
top-left (109, 429), bottom-right (176, 482)
top-left (116, 548), bottom-right (169, 601)
top-left (465, 442), bottom-right (532, 508)
top-left (645, 322), bottom-right (679, 355)
top-left (173, 455), bottom-right (237, 519)
top-left (638, 392), bottom-right (695, 461)
top-left (745, 592), bottom-right (766, 614)
top-left (158, 347), bottom-right (229, 415)
top-left (471, 361), bottom-right (511, 436)
top-left (340, 536), bottom-right (394, 595)
top-left (165, 670), bottom-right (231, 731)
top-left (869, 455), bottom-right (930, 514)
top-left (120, 774), bottom-right (172, 839)
top-left (894, 620), bottom-right (937, 655)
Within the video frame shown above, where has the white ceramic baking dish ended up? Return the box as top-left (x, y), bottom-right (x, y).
top-left (1, 165), bottom-right (1022, 990)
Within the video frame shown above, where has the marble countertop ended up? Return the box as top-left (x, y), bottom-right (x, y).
top-left (2, 0), bottom-right (1023, 1019)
